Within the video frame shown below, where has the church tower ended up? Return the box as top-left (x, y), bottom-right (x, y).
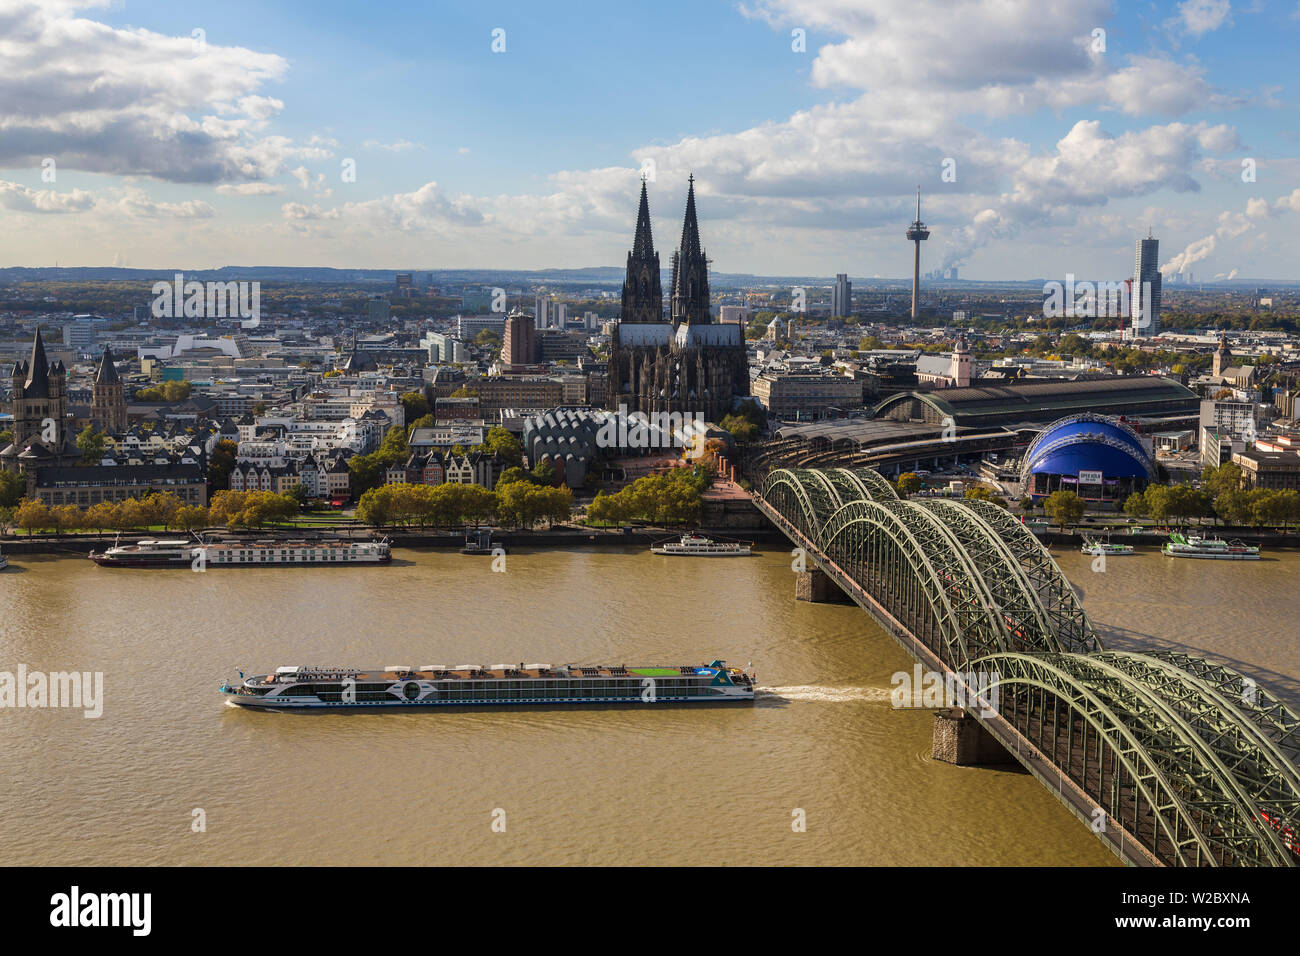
top-left (2, 328), bottom-right (74, 474)
top-left (1213, 333), bottom-right (1232, 377)
top-left (669, 175), bottom-right (711, 329)
top-left (949, 334), bottom-right (971, 388)
top-left (91, 345), bottom-right (127, 434)
top-left (620, 178), bottom-right (662, 324)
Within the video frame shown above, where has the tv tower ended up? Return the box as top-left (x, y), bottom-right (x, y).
top-left (906, 186), bottom-right (930, 320)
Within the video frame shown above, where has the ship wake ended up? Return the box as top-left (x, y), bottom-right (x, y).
top-left (755, 685), bottom-right (893, 705)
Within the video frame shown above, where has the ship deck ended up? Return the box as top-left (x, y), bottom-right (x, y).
top-left (253, 663), bottom-right (743, 684)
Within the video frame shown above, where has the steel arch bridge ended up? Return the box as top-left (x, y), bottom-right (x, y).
top-left (757, 466), bottom-right (1300, 867)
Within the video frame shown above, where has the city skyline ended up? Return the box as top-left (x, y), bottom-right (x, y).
top-left (1, 1), bottom-right (1299, 281)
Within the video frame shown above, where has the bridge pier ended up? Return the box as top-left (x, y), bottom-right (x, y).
top-left (794, 569), bottom-right (853, 604)
top-left (932, 708), bottom-right (1015, 766)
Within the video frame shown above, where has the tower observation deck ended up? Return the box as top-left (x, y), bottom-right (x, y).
top-left (906, 187), bottom-right (930, 320)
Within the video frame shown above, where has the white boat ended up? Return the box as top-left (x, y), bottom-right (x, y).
top-left (1080, 535), bottom-right (1134, 556)
top-left (650, 533), bottom-right (752, 557)
top-left (90, 536), bottom-right (391, 567)
top-left (1162, 533), bottom-right (1260, 561)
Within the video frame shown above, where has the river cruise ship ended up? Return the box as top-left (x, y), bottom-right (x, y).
top-left (220, 660), bottom-right (755, 709)
top-left (90, 536), bottom-right (391, 567)
top-left (1162, 532), bottom-right (1260, 560)
top-left (650, 533), bottom-right (751, 557)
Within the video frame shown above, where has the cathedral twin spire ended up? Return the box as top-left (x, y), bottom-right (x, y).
top-left (621, 175), bottom-right (710, 327)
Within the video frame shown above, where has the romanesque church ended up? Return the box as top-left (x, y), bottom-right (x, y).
top-left (606, 177), bottom-right (749, 422)
top-left (1, 329), bottom-right (80, 474)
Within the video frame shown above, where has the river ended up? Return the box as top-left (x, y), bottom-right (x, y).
top-left (1, 543), bottom-right (1295, 865)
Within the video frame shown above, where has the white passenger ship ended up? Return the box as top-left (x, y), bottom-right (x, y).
top-left (90, 536), bottom-right (391, 567)
top-left (1162, 533), bottom-right (1260, 561)
top-left (650, 533), bottom-right (752, 557)
top-left (221, 660), bottom-right (755, 709)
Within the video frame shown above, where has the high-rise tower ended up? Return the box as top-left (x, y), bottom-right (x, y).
top-left (832, 273), bottom-right (851, 319)
top-left (1131, 231), bottom-right (1162, 338)
top-left (906, 187), bottom-right (930, 320)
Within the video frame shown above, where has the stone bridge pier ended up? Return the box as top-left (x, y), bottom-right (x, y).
top-left (794, 568), bottom-right (853, 603)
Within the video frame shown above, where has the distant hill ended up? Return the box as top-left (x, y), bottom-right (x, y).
top-left (1, 265), bottom-right (1294, 291)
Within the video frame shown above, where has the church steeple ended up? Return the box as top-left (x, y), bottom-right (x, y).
top-left (679, 174), bottom-right (702, 259)
top-left (24, 328), bottom-right (51, 398)
top-left (91, 344), bottom-right (127, 434)
top-left (671, 174), bottom-right (710, 327)
top-left (632, 178), bottom-right (654, 260)
top-left (1213, 332), bottom-right (1232, 377)
top-left (620, 177), bottom-right (662, 324)
top-left (95, 345), bottom-right (120, 386)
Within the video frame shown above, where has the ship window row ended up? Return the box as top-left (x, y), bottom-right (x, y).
top-left (280, 680), bottom-right (720, 700)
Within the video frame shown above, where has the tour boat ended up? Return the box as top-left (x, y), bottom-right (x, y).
top-left (90, 536), bottom-right (391, 567)
top-left (220, 660), bottom-right (756, 709)
top-left (1080, 535), bottom-right (1135, 556)
top-left (1162, 532), bottom-right (1260, 561)
top-left (650, 533), bottom-right (752, 557)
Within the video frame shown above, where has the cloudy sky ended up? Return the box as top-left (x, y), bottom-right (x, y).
top-left (1, 0), bottom-right (1298, 280)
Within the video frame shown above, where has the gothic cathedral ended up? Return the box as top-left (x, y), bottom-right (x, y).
top-left (607, 177), bottom-right (749, 422)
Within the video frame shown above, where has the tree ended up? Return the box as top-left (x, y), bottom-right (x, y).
top-left (76, 425), bottom-right (107, 464)
top-left (134, 380), bottom-right (192, 402)
top-left (1214, 488), bottom-right (1251, 526)
top-left (15, 498), bottom-right (50, 535)
top-left (496, 466), bottom-right (533, 489)
top-left (1202, 462), bottom-right (1242, 499)
top-left (719, 414), bottom-right (758, 444)
top-left (896, 473), bottom-right (922, 497)
top-left (165, 504), bottom-right (201, 532)
top-left (1019, 497), bottom-right (1035, 512)
top-left (1122, 492), bottom-right (1149, 520)
top-left (483, 426), bottom-right (523, 468)
top-left (208, 439), bottom-right (238, 491)
top-left (50, 504), bottom-right (82, 537)
top-left (399, 391), bottom-right (431, 421)
top-left (531, 459), bottom-right (556, 486)
top-left (964, 486), bottom-right (1007, 508)
top-left (1043, 490), bottom-right (1084, 530)
top-left (0, 470), bottom-right (24, 508)
top-left (84, 501), bottom-right (118, 534)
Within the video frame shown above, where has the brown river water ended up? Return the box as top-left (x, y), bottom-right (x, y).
top-left (0, 543), bottom-right (1295, 866)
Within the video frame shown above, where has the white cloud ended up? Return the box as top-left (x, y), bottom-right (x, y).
top-left (216, 183), bottom-right (285, 196)
top-left (1177, 0), bottom-right (1232, 34)
top-left (362, 139), bottom-right (423, 152)
top-left (0, 180), bottom-right (97, 213)
top-left (0, 1), bottom-right (321, 184)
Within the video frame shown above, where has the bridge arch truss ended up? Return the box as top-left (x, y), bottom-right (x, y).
top-left (757, 466), bottom-right (1300, 867)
